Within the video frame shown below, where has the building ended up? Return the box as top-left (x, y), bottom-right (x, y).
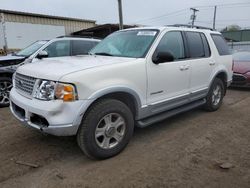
top-left (72, 24), bottom-right (138, 39)
top-left (222, 29), bottom-right (250, 42)
top-left (0, 9), bottom-right (96, 54)
top-left (222, 30), bottom-right (250, 52)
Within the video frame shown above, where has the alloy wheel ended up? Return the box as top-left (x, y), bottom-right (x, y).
top-left (95, 113), bottom-right (126, 149)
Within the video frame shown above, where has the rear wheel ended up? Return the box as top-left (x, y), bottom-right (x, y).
top-left (0, 77), bottom-right (12, 108)
top-left (77, 99), bottom-right (134, 159)
top-left (203, 78), bottom-right (225, 111)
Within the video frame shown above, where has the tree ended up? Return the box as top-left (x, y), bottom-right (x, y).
top-left (221, 25), bottom-right (241, 32)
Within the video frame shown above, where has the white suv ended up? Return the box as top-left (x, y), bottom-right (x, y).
top-left (10, 26), bottom-right (233, 159)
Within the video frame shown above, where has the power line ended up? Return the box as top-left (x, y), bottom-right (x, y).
top-left (135, 8), bottom-right (188, 23)
top-left (133, 2), bottom-right (250, 26)
top-left (195, 2), bottom-right (250, 8)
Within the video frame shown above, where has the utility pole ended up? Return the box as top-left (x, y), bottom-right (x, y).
top-left (213, 6), bottom-right (217, 30)
top-left (117, 0), bottom-right (124, 30)
top-left (190, 8), bottom-right (199, 28)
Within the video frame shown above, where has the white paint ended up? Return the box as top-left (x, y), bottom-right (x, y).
top-left (4, 22), bottom-right (65, 49)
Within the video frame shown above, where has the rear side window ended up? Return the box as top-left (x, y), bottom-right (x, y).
top-left (211, 34), bottom-right (231, 55)
top-left (186, 32), bottom-right (205, 58)
top-left (72, 40), bottom-right (99, 56)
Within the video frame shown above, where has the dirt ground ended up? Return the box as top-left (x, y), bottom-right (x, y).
top-left (0, 88), bottom-right (250, 188)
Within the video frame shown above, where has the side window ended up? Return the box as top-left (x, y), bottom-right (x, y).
top-left (44, 40), bottom-right (70, 58)
top-left (186, 32), bottom-right (205, 58)
top-left (201, 33), bottom-right (211, 57)
top-left (211, 34), bottom-right (231, 55)
top-left (72, 40), bottom-right (98, 56)
top-left (155, 31), bottom-right (185, 60)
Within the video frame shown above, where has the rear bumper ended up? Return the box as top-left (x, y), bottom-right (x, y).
top-left (10, 88), bottom-right (93, 136)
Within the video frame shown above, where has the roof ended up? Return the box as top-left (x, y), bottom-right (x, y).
top-left (72, 23), bottom-right (138, 38)
top-left (73, 24), bottom-right (137, 34)
top-left (0, 9), bottom-right (96, 23)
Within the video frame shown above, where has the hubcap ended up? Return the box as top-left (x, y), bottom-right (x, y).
top-left (95, 113), bottom-right (126, 149)
top-left (0, 81), bottom-right (12, 105)
top-left (212, 85), bottom-right (222, 106)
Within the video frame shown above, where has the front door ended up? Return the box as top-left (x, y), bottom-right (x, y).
top-left (147, 31), bottom-right (190, 114)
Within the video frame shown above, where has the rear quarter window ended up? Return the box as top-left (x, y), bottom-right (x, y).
top-left (211, 34), bottom-right (231, 56)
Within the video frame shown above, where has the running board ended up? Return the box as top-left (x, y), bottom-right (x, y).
top-left (137, 99), bottom-right (206, 128)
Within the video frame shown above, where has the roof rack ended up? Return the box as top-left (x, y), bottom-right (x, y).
top-left (168, 24), bottom-right (215, 31)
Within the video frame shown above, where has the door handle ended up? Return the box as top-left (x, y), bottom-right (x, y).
top-left (184, 65), bottom-right (190, 70)
top-left (179, 65), bottom-right (186, 71)
top-left (209, 61), bottom-right (216, 66)
top-left (180, 65), bottom-right (189, 71)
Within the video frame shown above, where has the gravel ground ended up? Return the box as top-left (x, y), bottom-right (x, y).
top-left (0, 88), bottom-right (249, 188)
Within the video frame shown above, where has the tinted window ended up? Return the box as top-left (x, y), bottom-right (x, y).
top-left (72, 40), bottom-right (99, 56)
top-left (201, 34), bottom-right (211, 57)
top-left (211, 34), bottom-right (231, 55)
top-left (155, 31), bottom-right (185, 60)
top-left (186, 32), bottom-right (205, 58)
top-left (44, 40), bottom-right (70, 58)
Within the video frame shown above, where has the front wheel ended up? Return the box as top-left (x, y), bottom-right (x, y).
top-left (0, 77), bottom-right (13, 108)
top-left (77, 99), bottom-right (134, 159)
top-left (203, 78), bottom-right (225, 112)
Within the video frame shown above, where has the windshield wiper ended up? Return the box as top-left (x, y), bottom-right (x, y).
top-left (93, 52), bottom-right (113, 56)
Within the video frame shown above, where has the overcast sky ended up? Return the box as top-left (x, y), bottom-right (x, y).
top-left (0, 0), bottom-right (250, 30)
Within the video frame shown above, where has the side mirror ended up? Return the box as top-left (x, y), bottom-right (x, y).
top-left (152, 51), bottom-right (174, 64)
top-left (37, 50), bottom-right (48, 59)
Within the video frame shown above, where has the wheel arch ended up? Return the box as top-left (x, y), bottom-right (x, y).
top-left (87, 87), bottom-right (143, 119)
top-left (210, 71), bottom-right (228, 95)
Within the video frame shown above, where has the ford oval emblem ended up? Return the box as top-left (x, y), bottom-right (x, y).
top-left (18, 80), bottom-right (24, 87)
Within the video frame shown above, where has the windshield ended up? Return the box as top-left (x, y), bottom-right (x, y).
top-left (90, 29), bottom-right (159, 58)
top-left (16, 40), bottom-right (48, 57)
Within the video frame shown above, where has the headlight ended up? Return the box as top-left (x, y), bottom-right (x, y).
top-left (33, 80), bottom-right (77, 102)
top-left (34, 80), bottom-right (56, 100)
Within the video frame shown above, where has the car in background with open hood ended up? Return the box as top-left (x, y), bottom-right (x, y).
top-left (0, 37), bottom-right (100, 107)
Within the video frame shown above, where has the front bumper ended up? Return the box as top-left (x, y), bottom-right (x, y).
top-left (10, 88), bottom-right (92, 136)
top-left (231, 73), bottom-right (250, 87)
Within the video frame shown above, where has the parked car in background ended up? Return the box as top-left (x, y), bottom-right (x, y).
top-left (0, 37), bottom-right (100, 107)
top-left (232, 51), bottom-right (250, 87)
top-left (10, 26), bottom-right (232, 159)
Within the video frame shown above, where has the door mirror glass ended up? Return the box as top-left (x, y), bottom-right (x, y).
top-left (37, 50), bottom-right (48, 59)
top-left (153, 51), bottom-right (174, 64)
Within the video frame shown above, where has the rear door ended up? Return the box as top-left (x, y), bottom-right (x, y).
top-left (185, 31), bottom-right (214, 100)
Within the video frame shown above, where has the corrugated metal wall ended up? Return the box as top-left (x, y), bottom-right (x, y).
top-left (228, 41), bottom-right (250, 52)
top-left (3, 13), bottom-right (95, 35)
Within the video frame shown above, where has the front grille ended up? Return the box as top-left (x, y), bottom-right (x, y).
top-left (15, 73), bottom-right (36, 96)
top-left (233, 74), bottom-right (246, 82)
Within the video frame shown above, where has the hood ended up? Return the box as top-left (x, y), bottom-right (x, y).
top-left (233, 61), bottom-right (250, 74)
top-left (0, 55), bottom-right (26, 67)
top-left (17, 55), bottom-right (136, 81)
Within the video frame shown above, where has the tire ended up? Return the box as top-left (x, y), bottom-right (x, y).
top-left (203, 78), bottom-right (225, 112)
top-left (0, 77), bottom-right (13, 108)
top-left (77, 99), bottom-right (134, 160)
